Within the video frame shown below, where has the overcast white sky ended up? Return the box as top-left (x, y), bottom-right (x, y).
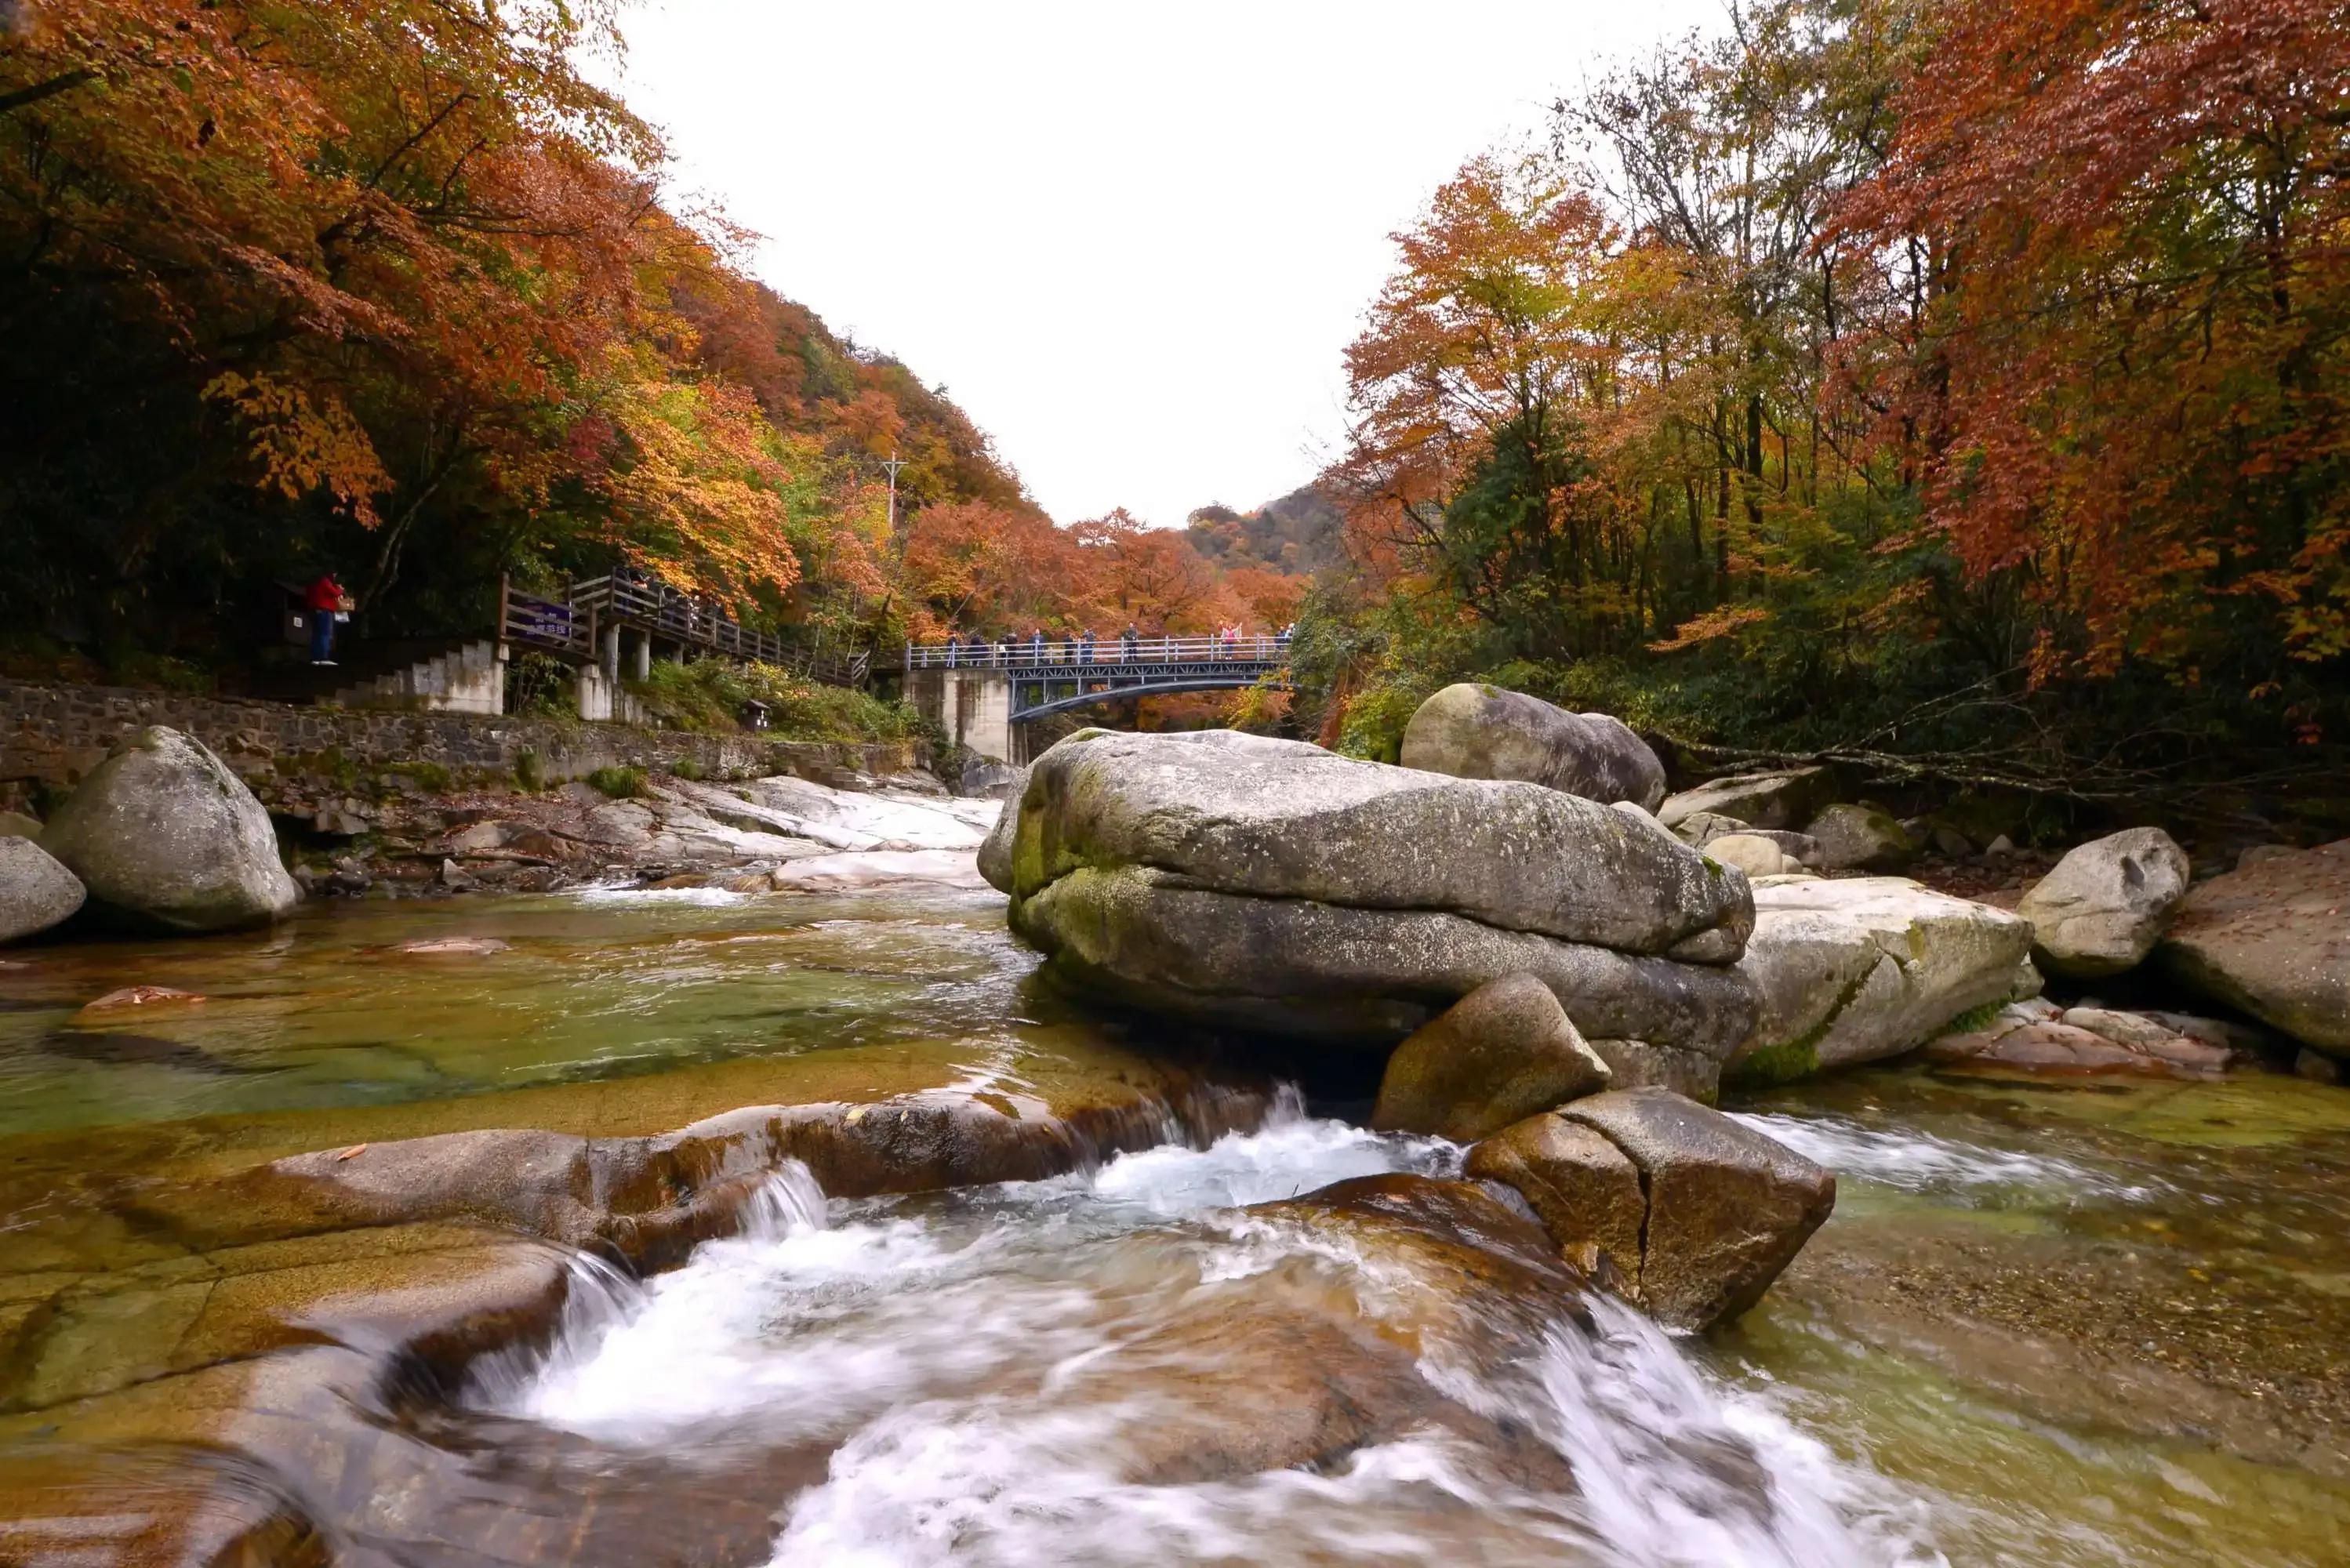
top-left (612, 1), bottom-right (1718, 527)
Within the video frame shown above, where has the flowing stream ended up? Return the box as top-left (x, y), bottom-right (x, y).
top-left (5, 888), bottom-right (2349, 1565)
top-left (469, 1102), bottom-right (1930, 1567)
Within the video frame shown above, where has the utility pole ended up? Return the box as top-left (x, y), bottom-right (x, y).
top-left (880, 449), bottom-right (906, 533)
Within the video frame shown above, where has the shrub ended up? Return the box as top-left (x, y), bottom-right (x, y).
top-left (626, 658), bottom-right (919, 743)
top-left (514, 747), bottom-right (545, 793)
top-left (586, 764), bottom-right (647, 799)
top-left (507, 652), bottom-right (574, 719)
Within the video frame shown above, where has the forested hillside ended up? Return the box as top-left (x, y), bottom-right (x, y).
top-left (1295, 0), bottom-right (2348, 829)
top-left (0, 0), bottom-right (1297, 686)
top-left (1186, 485), bottom-right (1349, 579)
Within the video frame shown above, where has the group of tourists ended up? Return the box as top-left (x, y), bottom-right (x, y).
top-left (934, 623), bottom-right (1295, 668)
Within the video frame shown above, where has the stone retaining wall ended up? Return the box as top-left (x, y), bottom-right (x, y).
top-left (0, 678), bottom-right (920, 791)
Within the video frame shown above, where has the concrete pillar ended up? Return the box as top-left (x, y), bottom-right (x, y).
top-left (601, 622), bottom-right (622, 685)
top-left (631, 630), bottom-right (652, 682)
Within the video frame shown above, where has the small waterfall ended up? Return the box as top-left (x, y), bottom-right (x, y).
top-left (480, 1111), bottom-right (1923, 1566)
top-left (739, 1158), bottom-right (830, 1240)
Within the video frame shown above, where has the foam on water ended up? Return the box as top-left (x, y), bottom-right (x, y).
top-left (569, 884), bottom-right (753, 907)
top-left (1731, 1110), bottom-right (2161, 1202)
top-left (494, 1102), bottom-right (1938, 1566)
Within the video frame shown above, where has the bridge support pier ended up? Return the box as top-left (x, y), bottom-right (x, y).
top-left (904, 668), bottom-right (1014, 762)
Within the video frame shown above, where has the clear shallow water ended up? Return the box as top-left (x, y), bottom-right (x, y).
top-left (5, 892), bottom-right (2350, 1565)
top-left (0, 887), bottom-right (1032, 1135)
top-left (481, 1104), bottom-right (1938, 1568)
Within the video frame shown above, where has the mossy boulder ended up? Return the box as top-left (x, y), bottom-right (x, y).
top-left (1803, 804), bottom-right (1917, 873)
top-left (1727, 876), bottom-right (2039, 1086)
top-left (982, 729), bottom-right (1761, 1059)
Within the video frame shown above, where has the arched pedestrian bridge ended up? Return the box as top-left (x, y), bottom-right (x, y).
top-left (900, 634), bottom-right (1290, 762)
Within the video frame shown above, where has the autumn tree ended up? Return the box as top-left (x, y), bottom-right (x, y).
top-left (1828, 0), bottom-right (2350, 702)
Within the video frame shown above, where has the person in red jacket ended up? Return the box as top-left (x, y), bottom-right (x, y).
top-left (307, 572), bottom-right (351, 665)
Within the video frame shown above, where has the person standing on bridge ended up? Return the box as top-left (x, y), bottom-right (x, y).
top-left (1029, 627), bottom-right (1044, 662)
top-left (1121, 624), bottom-right (1137, 663)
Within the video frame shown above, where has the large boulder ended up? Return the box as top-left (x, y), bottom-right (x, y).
top-left (1727, 877), bottom-right (2038, 1087)
top-left (1802, 804), bottom-right (1917, 873)
top-left (1370, 971), bottom-right (1612, 1142)
top-left (1462, 1112), bottom-right (1645, 1277)
top-left (40, 727), bottom-right (300, 931)
top-left (1673, 811), bottom-right (1822, 864)
top-left (1399, 684), bottom-right (1666, 811)
top-left (957, 757), bottom-right (1026, 801)
top-left (1658, 766), bottom-right (1834, 833)
top-left (984, 729), bottom-right (1760, 1060)
top-left (2159, 840), bottom-right (2350, 1056)
top-left (1476, 1088), bottom-right (1834, 1329)
top-left (1705, 833), bottom-right (1803, 880)
top-left (0, 837), bottom-right (85, 943)
top-left (2018, 827), bottom-right (2191, 978)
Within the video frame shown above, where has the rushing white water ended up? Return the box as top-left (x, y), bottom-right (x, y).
top-left (570, 884), bottom-right (754, 907)
top-left (485, 1105), bottom-right (1941, 1567)
top-left (1731, 1110), bottom-right (2163, 1203)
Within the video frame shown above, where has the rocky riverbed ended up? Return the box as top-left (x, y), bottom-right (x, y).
top-left (2, 710), bottom-right (2347, 1566)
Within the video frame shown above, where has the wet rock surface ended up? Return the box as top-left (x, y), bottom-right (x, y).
top-left (1462, 1112), bottom-right (1647, 1281)
top-left (1370, 971), bottom-right (1612, 1141)
top-left (1553, 1088), bottom-right (1834, 1328)
top-left (1398, 682), bottom-right (1667, 811)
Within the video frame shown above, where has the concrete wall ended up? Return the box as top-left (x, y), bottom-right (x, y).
top-left (328, 640), bottom-right (507, 716)
top-left (0, 678), bottom-right (921, 793)
top-left (904, 669), bottom-right (1015, 762)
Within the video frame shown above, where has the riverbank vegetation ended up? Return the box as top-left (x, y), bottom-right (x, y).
top-left (625, 660), bottom-right (921, 743)
top-left (6, 0), bottom-right (2342, 822)
top-left (0, 0), bottom-right (1195, 675)
top-left (1291, 0), bottom-right (2349, 830)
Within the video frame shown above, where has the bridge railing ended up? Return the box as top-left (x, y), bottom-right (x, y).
top-left (562, 573), bottom-right (869, 685)
top-left (906, 634), bottom-right (1289, 670)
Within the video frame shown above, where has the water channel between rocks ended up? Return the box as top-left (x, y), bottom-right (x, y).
top-left (4, 887), bottom-right (2348, 1566)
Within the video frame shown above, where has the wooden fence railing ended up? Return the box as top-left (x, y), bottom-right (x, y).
top-left (499, 575), bottom-right (869, 686)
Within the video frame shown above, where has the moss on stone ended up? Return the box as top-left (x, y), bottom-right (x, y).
top-left (1936, 1000), bottom-right (2007, 1037)
top-left (1725, 1035), bottom-right (1821, 1090)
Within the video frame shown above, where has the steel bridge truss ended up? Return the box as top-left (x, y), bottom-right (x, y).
top-left (1001, 657), bottom-right (1288, 721)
